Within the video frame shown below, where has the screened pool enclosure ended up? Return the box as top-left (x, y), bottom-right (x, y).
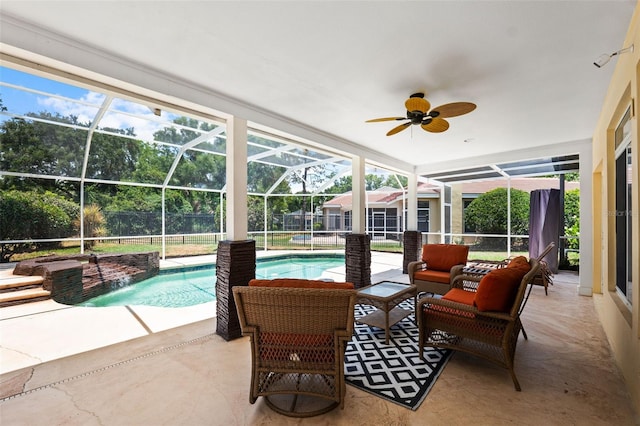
top-left (0, 64), bottom-right (417, 260)
top-left (0, 63), bottom-right (580, 263)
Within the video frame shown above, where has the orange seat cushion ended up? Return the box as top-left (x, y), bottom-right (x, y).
top-left (413, 269), bottom-right (452, 284)
top-left (421, 244), bottom-right (469, 272)
top-left (442, 288), bottom-right (476, 306)
top-left (474, 267), bottom-right (528, 312)
top-left (249, 278), bottom-right (354, 289)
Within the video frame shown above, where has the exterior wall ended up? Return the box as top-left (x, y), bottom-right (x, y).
top-left (592, 5), bottom-right (640, 411)
top-left (424, 197), bottom-right (442, 244)
top-left (451, 184), bottom-right (463, 236)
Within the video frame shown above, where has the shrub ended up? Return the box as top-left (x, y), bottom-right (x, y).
top-left (74, 204), bottom-right (107, 249)
top-left (564, 189), bottom-right (580, 250)
top-left (465, 188), bottom-right (530, 250)
top-left (0, 190), bottom-right (79, 262)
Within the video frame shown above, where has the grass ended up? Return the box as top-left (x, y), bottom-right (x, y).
top-left (5, 239), bottom-right (579, 268)
top-left (9, 242), bottom-right (217, 261)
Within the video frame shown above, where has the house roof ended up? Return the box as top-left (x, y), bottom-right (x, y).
top-left (459, 177), bottom-right (580, 196)
top-left (323, 177), bottom-right (578, 208)
top-left (323, 189), bottom-right (406, 209)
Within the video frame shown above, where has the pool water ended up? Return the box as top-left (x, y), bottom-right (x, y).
top-left (79, 256), bottom-right (344, 308)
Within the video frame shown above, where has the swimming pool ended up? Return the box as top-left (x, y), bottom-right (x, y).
top-left (78, 255), bottom-right (345, 308)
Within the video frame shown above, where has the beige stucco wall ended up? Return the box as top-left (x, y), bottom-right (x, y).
top-left (592, 4), bottom-right (640, 412)
top-left (451, 184), bottom-right (463, 236)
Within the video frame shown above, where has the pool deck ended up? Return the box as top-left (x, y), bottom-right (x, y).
top-left (1, 252), bottom-right (638, 425)
top-left (0, 250), bottom-right (404, 376)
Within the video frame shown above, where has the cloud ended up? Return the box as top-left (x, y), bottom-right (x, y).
top-left (37, 92), bottom-right (180, 141)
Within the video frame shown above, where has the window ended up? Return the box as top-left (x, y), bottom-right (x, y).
top-left (614, 107), bottom-right (632, 306)
top-left (344, 211), bottom-right (352, 231)
top-left (417, 200), bottom-right (430, 232)
top-left (444, 185), bottom-right (452, 243)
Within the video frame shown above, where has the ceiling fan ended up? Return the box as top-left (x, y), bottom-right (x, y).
top-left (366, 92), bottom-right (476, 136)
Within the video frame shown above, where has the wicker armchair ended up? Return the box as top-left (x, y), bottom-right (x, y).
top-left (408, 244), bottom-right (469, 296)
top-left (417, 258), bottom-right (540, 391)
top-left (232, 282), bottom-right (356, 417)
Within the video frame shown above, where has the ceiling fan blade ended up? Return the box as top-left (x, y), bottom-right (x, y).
top-left (405, 97), bottom-right (430, 113)
top-left (386, 122), bottom-right (411, 136)
top-left (421, 117), bottom-right (449, 133)
top-left (430, 102), bottom-right (476, 118)
top-left (366, 117), bottom-right (407, 123)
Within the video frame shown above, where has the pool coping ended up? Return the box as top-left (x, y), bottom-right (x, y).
top-left (158, 251), bottom-right (345, 274)
top-left (0, 251), bottom-right (405, 376)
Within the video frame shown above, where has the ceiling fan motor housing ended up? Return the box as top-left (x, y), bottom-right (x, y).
top-left (407, 110), bottom-right (424, 124)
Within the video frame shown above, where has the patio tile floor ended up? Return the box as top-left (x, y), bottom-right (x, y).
top-left (0, 252), bottom-right (637, 425)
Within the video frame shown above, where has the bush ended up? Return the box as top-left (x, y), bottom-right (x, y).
top-left (0, 190), bottom-right (79, 262)
top-left (564, 189), bottom-right (580, 250)
top-left (465, 187), bottom-right (529, 250)
top-left (74, 204), bottom-right (107, 249)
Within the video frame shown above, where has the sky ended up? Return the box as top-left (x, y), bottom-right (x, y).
top-left (0, 65), bottom-right (403, 190)
top-left (0, 66), bottom-right (181, 141)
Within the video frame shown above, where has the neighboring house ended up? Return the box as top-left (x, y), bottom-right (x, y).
top-left (321, 184), bottom-right (440, 237)
top-left (321, 187), bottom-right (412, 238)
top-left (282, 209), bottom-right (316, 231)
top-left (321, 177), bottom-right (579, 236)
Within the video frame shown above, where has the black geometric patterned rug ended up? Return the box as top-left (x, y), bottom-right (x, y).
top-left (344, 301), bottom-right (451, 410)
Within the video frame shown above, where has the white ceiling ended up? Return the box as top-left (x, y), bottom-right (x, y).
top-left (0, 1), bottom-right (635, 176)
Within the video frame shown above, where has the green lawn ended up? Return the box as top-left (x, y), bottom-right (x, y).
top-left (5, 239), bottom-right (579, 268)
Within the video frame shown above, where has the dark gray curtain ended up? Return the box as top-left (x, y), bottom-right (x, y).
top-left (529, 189), bottom-right (560, 273)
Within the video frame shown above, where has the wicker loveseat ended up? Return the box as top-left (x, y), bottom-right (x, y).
top-left (408, 244), bottom-right (470, 296)
top-left (417, 257), bottom-right (540, 391)
top-left (232, 278), bottom-right (356, 417)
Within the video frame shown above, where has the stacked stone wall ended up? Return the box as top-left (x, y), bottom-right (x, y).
top-left (345, 234), bottom-right (371, 289)
top-left (13, 252), bottom-right (160, 304)
top-left (215, 240), bottom-right (256, 341)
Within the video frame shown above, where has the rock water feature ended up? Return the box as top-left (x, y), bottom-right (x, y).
top-left (11, 252), bottom-right (160, 305)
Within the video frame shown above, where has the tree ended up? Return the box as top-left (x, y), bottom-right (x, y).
top-left (464, 188), bottom-right (530, 249)
top-left (324, 173), bottom-right (405, 194)
top-left (325, 175), bottom-right (353, 194)
top-left (0, 113), bottom-right (85, 198)
top-left (383, 174), bottom-right (408, 189)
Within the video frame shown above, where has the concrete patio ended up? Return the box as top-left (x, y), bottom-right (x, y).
top-left (0, 252), bottom-right (637, 425)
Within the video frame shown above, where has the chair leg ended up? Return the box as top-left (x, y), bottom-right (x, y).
top-left (521, 325), bottom-right (528, 340)
top-left (509, 368), bottom-right (522, 392)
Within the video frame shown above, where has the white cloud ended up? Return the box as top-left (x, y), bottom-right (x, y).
top-left (37, 92), bottom-right (180, 141)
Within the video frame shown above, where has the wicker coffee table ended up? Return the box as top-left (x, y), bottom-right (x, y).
top-left (355, 281), bottom-right (417, 345)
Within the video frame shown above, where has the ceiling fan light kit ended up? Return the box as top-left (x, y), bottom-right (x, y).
top-left (366, 92), bottom-right (476, 136)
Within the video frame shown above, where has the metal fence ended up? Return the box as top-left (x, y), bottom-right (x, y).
top-left (104, 212), bottom-right (218, 235)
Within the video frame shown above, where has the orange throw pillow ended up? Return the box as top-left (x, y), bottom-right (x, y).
top-left (474, 267), bottom-right (527, 312)
top-left (421, 244), bottom-right (469, 271)
top-left (249, 278), bottom-right (354, 289)
top-left (507, 256), bottom-right (531, 273)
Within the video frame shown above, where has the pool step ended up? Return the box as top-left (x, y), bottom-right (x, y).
top-left (0, 274), bottom-right (50, 307)
top-left (0, 275), bottom-right (45, 290)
